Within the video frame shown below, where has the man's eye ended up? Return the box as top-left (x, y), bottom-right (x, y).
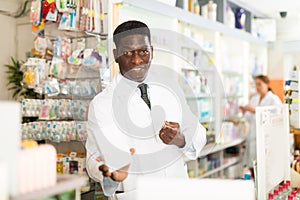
top-left (123, 51), bottom-right (130, 55)
top-left (140, 49), bottom-right (150, 55)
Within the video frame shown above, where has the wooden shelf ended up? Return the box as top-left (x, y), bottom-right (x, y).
top-left (10, 175), bottom-right (86, 200)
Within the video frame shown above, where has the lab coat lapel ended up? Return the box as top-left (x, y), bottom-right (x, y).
top-left (259, 91), bottom-right (271, 106)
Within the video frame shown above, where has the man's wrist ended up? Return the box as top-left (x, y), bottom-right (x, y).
top-left (175, 134), bottom-right (186, 148)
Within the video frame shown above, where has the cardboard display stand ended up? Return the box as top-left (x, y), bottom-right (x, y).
top-left (256, 104), bottom-right (290, 200)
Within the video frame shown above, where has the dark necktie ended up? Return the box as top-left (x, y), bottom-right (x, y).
top-left (138, 83), bottom-right (151, 109)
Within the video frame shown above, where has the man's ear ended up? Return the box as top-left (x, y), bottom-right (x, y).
top-left (150, 46), bottom-right (154, 60)
top-left (113, 49), bottom-right (119, 63)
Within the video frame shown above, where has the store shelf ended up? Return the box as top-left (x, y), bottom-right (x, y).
top-left (223, 116), bottom-right (245, 122)
top-left (181, 66), bottom-right (216, 72)
top-left (200, 157), bottom-right (240, 178)
top-left (46, 95), bottom-right (95, 100)
top-left (10, 175), bottom-right (86, 200)
top-left (181, 45), bottom-right (214, 54)
top-left (199, 137), bottom-right (245, 157)
top-left (121, 0), bottom-right (267, 45)
top-left (223, 94), bottom-right (244, 99)
top-left (186, 94), bottom-right (215, 99)
top-left (199, 118), bottom-right (215, 123)
top-left (222, 71), bottom-right (244, 77)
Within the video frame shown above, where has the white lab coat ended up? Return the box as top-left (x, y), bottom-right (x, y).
top-left (86, 69), bottom-right (206, 200)
top-left (244, 91), bottom-right (282, 167)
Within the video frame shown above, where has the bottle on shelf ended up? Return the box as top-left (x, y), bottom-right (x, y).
top-left (288, 194), bottom-right (294, 200)
top-left (268, 193), bottom-right (274, 200)
top-left (273, 189), bottom-right (280, 200)
top-left (207, 0), bottom-right (217, 21)
top-left (200, 4), bottom-right (208, 19)
top-left (225, 5), bottom-right (235, 29)
top-left (193, 0), bottom-right (200, 14)
top-left (283, 183), bottom-right (289, 198)
top-left (297, 187), bottom-right (300, 199)
top-left (286, 180), bottom-right (292, 194)
top-left (278, 185), bottom-right (286, 200)
top-left (188, 0), bottom-right (194, 12)
top-left (292, 191), bottom-right (300, 200)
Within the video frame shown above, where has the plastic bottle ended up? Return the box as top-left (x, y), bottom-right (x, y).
top-left (292, 191), bottom-right (300, 200)
top-left (193, 0), bottom-right (200, 14)
top-left (225, 5), bottom-right (235, 29)
top-left (286, 180), bottom-right (292, 194)
top-left (207, 0), bottom-right (217, 21)
top-left (288, 194), bottom-right (294, 200)
top-left (268, 193), bottom-right (274, 200)
top-left (274, 189), bottom-right (280, 200)
top-left (296, 188), bottom-right (300, 198)
top-left (278, 186), bottom-right (285, 200)
top-left (284, 183), bottom-right (290, 198)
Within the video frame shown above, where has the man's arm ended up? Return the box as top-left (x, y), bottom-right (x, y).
top-left (86, 102), bottom-right (120, 196)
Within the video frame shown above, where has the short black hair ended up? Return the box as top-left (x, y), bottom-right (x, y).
top-left (113, 20), bottom-right (151, 47)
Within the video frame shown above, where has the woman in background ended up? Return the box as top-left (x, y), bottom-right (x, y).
top-left (240, 75), bottom-right (282, 175)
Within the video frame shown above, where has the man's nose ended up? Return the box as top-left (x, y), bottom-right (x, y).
top-left (131, 53), bottom-right (143, 65)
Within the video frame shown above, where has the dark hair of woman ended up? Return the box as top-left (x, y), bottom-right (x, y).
top-left (254, 75), bottom-right (272, 91)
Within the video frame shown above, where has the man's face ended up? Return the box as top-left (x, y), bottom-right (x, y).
top-left (114, 34), bottom-right (153, 82)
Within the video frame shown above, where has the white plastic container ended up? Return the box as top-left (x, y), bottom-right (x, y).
top-left (207, 0), bottom-right (217, 21)
top-left (0, 162), bottom-right (8, 200)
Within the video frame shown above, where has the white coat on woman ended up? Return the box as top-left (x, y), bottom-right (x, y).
top-left (244, 90), bottom-right (281, 167)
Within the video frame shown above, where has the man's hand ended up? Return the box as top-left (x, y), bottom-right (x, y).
top-left (99, 163), bottom-right (130, 182)
top-left (97, 148), bottom-right (135, 182)
top-left (159, 121), bottom-right (185, 148)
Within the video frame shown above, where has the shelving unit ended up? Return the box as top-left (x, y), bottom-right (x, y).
top-left (120, 0), bottom-right (267, 45)
top-left (199, 137), bottom-right (245, 157)
top-left (10, 175), bottom-right (85, 200)
top-left (186, 94), bottom-right (215, 99)
top-left (200, 157), bottom-right (240, 178)
top-left (185, 137), bottom-right (245, 178)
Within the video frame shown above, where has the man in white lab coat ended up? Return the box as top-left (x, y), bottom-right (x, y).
top-left (86, 20), bottom-right (206, 200)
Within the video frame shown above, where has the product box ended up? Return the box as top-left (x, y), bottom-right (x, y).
top-left (290, 81), bottom-right (299, 91)
top-left (63, 156), bottom-right (70, 174)
top-left (75, 157), bottom-right (86, 175)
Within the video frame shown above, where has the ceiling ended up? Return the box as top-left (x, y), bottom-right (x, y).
top-left (233, 0), bottom-right (300, 19)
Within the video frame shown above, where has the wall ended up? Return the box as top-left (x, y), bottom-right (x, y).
top-left (16, 17), bottom-right (34, 61)
top-left (268, 41), bottom-right (285, 79)
top-left (268, 18), bottom-right (300, 80)
top-left (0, 14), bottom-right (16, 100)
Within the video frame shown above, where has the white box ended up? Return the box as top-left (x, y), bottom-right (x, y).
top-left (0, 101), bottom-right (21, 196)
